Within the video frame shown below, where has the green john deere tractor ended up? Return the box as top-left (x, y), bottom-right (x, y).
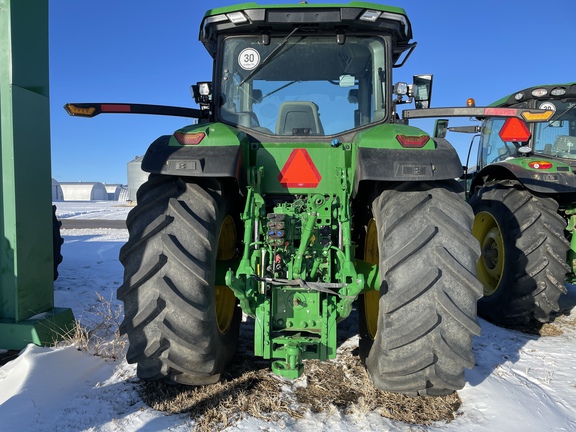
top-left (456, 83), bottom-right (576, 327)
top-left (65, 2), bottom-right (549, 396)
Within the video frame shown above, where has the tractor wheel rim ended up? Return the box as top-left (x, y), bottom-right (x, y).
top-left (216, 215), bottom-right (237, 334)
top-left (473, 211), bottom-right (504, 296)
top-left (363, 218), bottom-right (379, 339)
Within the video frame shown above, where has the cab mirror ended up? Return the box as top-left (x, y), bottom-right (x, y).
top-left (413, 74), bottom-right (433, 109)
top-left (339, 75), bottom-right (356, 87)
top-left (434, 119), bottom-right (448, 139)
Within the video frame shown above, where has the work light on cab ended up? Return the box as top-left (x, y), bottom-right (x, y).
top-left (551, 87), bottom-right (567, 96)
top-left (531, 88), bottom-right (548, 98)
top-left (360, 10), bottom-right (381, 22)
top-left (226, 11), bottom-right (248, 24)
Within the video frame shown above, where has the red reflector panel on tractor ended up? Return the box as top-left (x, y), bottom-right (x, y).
top-left (174, 131), bottom-right (206, 145)
top-left (396, 134), bottom-right (430, 148)
top-left (484, 107), bottom-right (517, 116)
top-left (278, 149), bottom-right (322, 188)
top-left (528, 161), bottom-right (553, 170)
top-left (101, 104), bottom-right (131, 113)
top-left (499, 118), bottom-right (531, 142)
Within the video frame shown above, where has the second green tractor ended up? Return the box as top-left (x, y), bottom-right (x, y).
top-left (458, 83), bottom-right (576, 327)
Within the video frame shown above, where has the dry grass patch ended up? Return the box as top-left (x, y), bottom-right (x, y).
top-left (143, 348), bottom-right (461, 431)
top-left (295, 351), bottom-right (461, 425)
top-left (142, 357), bottom-right (302, 432)
top-left (57, 291), bottom-right (126, 360)
top-left (538, 323), bottom-right (564, 336)
top-left (524, 304), bottom-right (576, 336)
top-left (541, 308), bottom-right (576, 335)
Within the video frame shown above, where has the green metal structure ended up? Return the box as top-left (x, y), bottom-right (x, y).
top-left (0, 0), bottom-right (74, 349)
top-left (66, 2), bottom-right (550, 396)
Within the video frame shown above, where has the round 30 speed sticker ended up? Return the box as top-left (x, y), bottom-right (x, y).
top-left (539, 102), bottom-right (556, 113)
top-left (238, 48), bottom-right (260, 70)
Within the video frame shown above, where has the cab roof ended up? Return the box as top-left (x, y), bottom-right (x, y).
top-left (199, 2), bottom-right (413, 63)
top-left (490, 82), bottom-right (576, 107)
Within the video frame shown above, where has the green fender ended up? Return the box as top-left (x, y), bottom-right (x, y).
top-left (353, 137), bottom-right (463, 195)
top-left (141, 123), bottom-right (248, 188)
top-left (471, 161), bottom-right (576, 195)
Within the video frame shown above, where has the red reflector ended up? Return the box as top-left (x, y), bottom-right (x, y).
top-left (396, 134), bottom-right (430, 148)
top-left (499, 118), bottom-right (531, 142)
top-left (528, 161), bottom-right (553, 170)
top-left (174, 131), bottom-right (205, 145)
top-left (101, 104), bottom-right (131, 113)
top-left (278, 149), bottom-right (322, 188)
top-left (484, 107), bottom-right (516, 116)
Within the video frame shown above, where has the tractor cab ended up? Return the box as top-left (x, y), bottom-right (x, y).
top-left (194, 3), bottom-right (430, 139)
top-left (476, 84), bottom-right (576, 170)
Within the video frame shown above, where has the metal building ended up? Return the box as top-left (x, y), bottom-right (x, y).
top-left (104, 184), bottom-right (124, 201)
top-left (52, 178), bottom-right (64, 201)
top-left (59, 182), bottom-right (108, 201)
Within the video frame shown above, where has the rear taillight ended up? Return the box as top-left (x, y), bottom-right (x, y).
top-left (528, 161), bottom-right (553, 170)
top-left (174, 131), bottom-right (205, 145)
top-left (396, 134), bottom-right (430, 148)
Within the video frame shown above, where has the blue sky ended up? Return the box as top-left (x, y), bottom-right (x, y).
top-left (49, 0), bottom-right (576, 184)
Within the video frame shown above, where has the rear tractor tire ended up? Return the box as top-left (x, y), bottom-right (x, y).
top-left (470, 180), bottom-right (569, 326)
top-left (358, 181), bottom-right (483, 396)
top-left (118, 175), bottom-right (241, 385)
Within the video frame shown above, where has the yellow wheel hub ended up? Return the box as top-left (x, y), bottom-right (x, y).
top-left (363, 218), bottom-right (379, 340)
top-left (472, 211), bottom-right (504, 296)
top-left (215, 215), bottom-right (237, 334)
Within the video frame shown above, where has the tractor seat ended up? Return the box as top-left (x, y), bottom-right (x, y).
top-left (276, 101), bottom-right (325, 136)
top-left (553, 135), bottom-right (576, 153)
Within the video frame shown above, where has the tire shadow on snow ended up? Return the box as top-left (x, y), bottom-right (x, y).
top-left (467, 283), bottom-right (576, 388)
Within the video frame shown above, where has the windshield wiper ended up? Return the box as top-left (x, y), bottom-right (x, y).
top-left (543, 103), bottom-right (576, 130)
top-left (262, 81), bottom-right (299, 100)
top-left (239, 26), bottom-right (301, 86)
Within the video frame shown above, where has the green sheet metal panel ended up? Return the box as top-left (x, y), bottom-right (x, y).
top-left (0, 0), bottom-right (74, 348)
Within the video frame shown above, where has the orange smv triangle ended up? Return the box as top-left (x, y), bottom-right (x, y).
top-left (278, 148), bottom-right (322, 188)
top-left (499, 117), bottom-right (531, 142)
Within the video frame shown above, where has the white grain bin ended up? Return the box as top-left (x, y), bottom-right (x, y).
top-left (127, 156), bottom-right (149, 203)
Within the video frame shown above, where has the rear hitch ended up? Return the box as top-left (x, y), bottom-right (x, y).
top-left (272, 343), bottom-right (304, 379)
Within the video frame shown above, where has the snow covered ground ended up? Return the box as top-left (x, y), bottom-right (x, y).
top-left (1, 201), bottom-right (575, 431)
top-left (54, 200), bottom-right (133, 220)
